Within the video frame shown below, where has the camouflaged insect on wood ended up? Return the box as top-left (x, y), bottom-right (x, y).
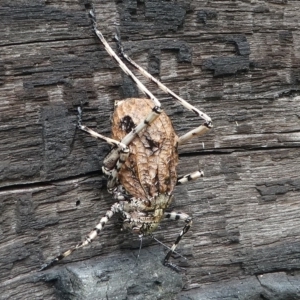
top-left (40, 9), bottom-right (212, 271)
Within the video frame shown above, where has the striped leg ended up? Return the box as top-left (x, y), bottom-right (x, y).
top-left (89, 10), bottom-right (163, 149)
top-left (115, 34), bottom-right (212, 145)
top-left (78, 104), bottom-right (160, 190)
top-left (40, 202), bottom-right (128, 271)
top-left (176, 170), bottom-right (204, 185)
top-left (163, 212), bottom-right (192, 270)
top-left (82, 11), bottom-right (165, 189)
top-left (77, 107), bottom-right (129, 190)
top-left (79, 106), bottom-right (161, 191)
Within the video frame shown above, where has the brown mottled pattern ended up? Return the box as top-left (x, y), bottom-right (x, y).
top-left (112, 98), bottom-right (178, 200)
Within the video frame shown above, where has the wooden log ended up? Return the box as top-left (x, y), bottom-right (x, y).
top-left (1, 1), bottom-right (300, 299)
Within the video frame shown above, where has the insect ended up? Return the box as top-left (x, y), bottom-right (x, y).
top-left (40, 10), bottom-right (212, 271)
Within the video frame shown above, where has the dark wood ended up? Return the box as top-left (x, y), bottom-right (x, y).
top-left (1, 1), bottom-right (300, 299)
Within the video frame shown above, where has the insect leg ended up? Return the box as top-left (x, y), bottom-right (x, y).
top-left (115, 35), bottom-right (212, 145)
top-left (163, 212), bottom-right (192, 269)
top-left (89, 10), bottom-right (163, 148)
top-left (40, 202), bottom-right (128, 271)
top-left (77, 107), bottom-right (127, 150)
top-left (176, 170), bottom-right (204, 185)
top-left (77, 107), bottom-right (129, 190)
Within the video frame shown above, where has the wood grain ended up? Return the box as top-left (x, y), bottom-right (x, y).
top-left (1, 1), bottom-right (300, 299)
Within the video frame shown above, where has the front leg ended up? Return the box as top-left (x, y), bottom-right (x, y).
top-left (77, 107), bottom-right (129, 190)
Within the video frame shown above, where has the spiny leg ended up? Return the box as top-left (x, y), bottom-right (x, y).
top-left (163, 212), bottom-right (192, 270)
top-left (40, 202), bottom-right (128, 271)
top-left (115, 34), bottom-right (212, 145)
top-left (176, 170), bottom-right (204, 185)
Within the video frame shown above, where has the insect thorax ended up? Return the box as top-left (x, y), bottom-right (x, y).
top-left (120, 194), bottom-right (175, 235)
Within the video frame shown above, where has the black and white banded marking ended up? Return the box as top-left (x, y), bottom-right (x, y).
top-left (177, 170), bottom-right (204, 185)
top-left (40, 9), bottom-right (212, 272)
top-left (163, 212), bottom-right (192, 269)
top-left (40, 203), bottom-right (127, 271)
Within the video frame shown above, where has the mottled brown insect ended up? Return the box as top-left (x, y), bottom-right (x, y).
top-left (40, 10), bottom-right (212, 271)
top-left (113, 98), bottom-right (178, 201)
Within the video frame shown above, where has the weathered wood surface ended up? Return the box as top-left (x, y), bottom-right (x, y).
top-left (1, 0), bottom-right (300, 299)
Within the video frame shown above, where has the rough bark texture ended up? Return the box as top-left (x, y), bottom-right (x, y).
top-left (1, 0), bottom-right (300, 299)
